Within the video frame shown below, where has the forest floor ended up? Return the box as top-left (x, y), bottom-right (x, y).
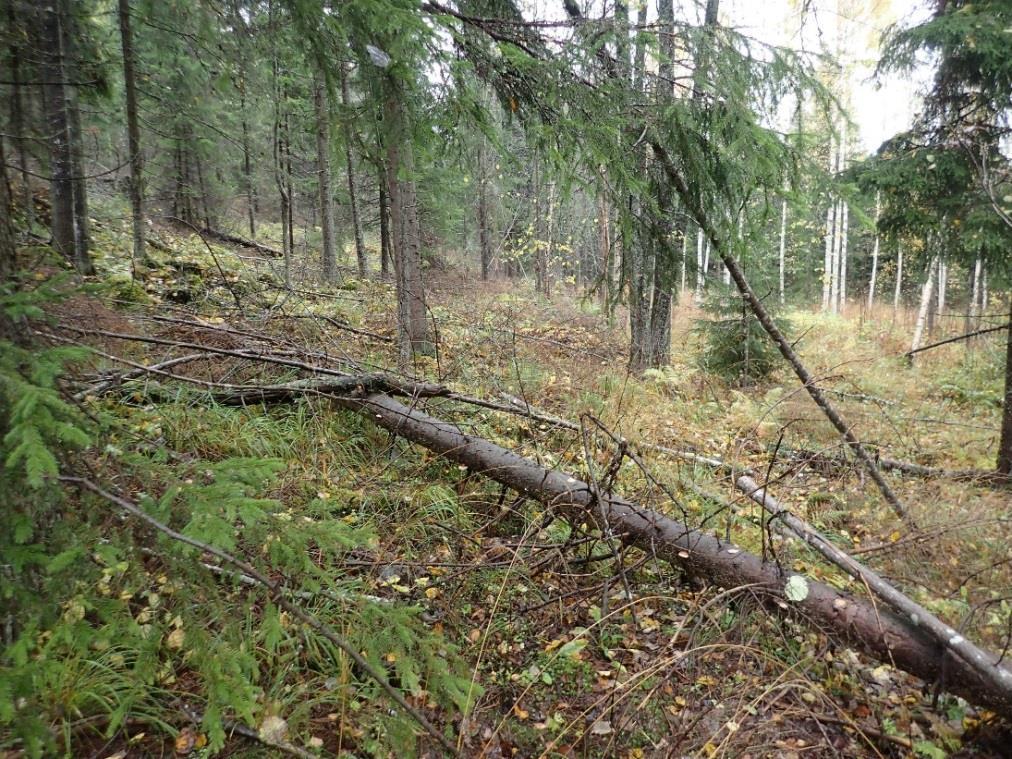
top-left (23, 215), bottom-right (1012, 758)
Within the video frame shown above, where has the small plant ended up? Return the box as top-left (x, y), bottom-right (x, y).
top-left (695, 287), bottom-right (789, 386)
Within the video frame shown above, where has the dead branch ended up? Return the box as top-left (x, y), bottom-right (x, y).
top-left (905, 323), bottom-right (1010, 358)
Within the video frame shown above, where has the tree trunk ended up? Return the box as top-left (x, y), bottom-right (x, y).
top-left (966, 256), bottom-right (982, 342)
top-left (597, 189), bottom-right (610, 304)
top-left (695, 226), bottom-right (705, 300)
top-left (40, 1), bottom-right (75, 264)
top-left (7, 1), bottom-right (33, 230)
top-left (0, 137), bottom-right (16, 285)
top-left (997, 296), bottom-right (1012, 476)
top-left (645, 0), bottom-right (677, 369)
top-left (313, 74), bottom-right (337, 282)
top-left (0, 136), bottom-right (26, 344)
top-left (822, 201), bottom-right (833, 311)
top-left (867, 192), bottom-right (880, 310)
top-left (910, 255), bottom-right (939, 358)
top-left (284, 108), bottom-right (295, 261)
top-left (893, 247), bottom-right (903, 321)
top-left (338, 67), bottom-right (366, 279)
top-left (937, 257), bottom-right (947, 320)
top-left (378, 163), bottom-right (391, 278)
top-left (477, 141), bottom-right (492, 281)
top-left (831, 199), bottom-right (843, 313)
top-left (118, 0), bottom-right (145, 273)
top-left (384, 83), bottom-right (430, 365)
top-left (63, 1), bottom-right (92, 275)
top-left (778, 198), bottom-right (787, 304)
top-left (839, 201), bottom-right (848, 311)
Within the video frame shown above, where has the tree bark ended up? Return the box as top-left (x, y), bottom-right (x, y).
top-left (7, 0), bottom-right (33, 230)
top-left (839, 200), bottom-right (848, 311)
top-left (910, 255), bottom-right (939, 358)
top-left (63, 0), bottom-right (92, 274)
top-left (378, 162), bottom-right (391, 278)
top-left (0, 136), bottom-right (26, 344)
top-left (339, 64), bottom-right (366, 278)
top-left (997, 296), bottom-right (1012, 476)
top-left (822, 202), bottom-right (833, 311)
top-left (40, 1), bottom-right (77, 267)
top-left (778, 198), bottom-right (787, 304)
top-left (313, 73), bottom-right (337, 282)
top-left (384, 82), bottom-right (429, 364)
top-left (867, 192), bottom-right (880, 309)
top-left (477, 142), bottom-right (493, 281)
top-left (893, 247), bottom-right (903, 321)
top-left (118, 0), bottom-right (145, 272)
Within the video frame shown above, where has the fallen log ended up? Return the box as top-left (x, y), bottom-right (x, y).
top-left (202, 227), bottom-right (283, 258)
top-left (771, 444), bottom-right (1010, 486)
top-left (214, 380), bottom-right (1012, 719)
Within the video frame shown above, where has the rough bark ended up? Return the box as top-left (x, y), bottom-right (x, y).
top-left (63, 0), bottom-right (92, 274)
top-left (0, 129), bottom-right (26, 344)
top-left (118, 0), bottom-right (145, 271)
top-left (339, 65), bottom-right (367, 278)
top-left (998, 296), bottom-right (1012, 476)
top-left (313, 73), bottom-right (337, 282)
top-left (477, 142), bottom-right (492, 281)
top-left (7, 1), bottom-right (33, 230)
top-left (40, 1), bottom-right (77, 266)
top-left (378, 163), bottom-right (391, 278)
top-left (384, 83), bottom-right (429, 364)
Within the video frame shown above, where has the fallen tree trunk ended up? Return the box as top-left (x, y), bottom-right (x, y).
top-left (202, 227), bottom-right (282, 257)
top-left (771, 444), bottom-right (1010, 486)
top-left (216, 382), bottom-right (1012, 719)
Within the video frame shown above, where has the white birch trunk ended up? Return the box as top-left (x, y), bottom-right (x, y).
top-left (867, 192), bottom-right (881, 309)
top-left (936, 258), bottom-right (946, 318)
top-left (910, 255), bottom-right (939, 356)
top-left (695, 227), bottom-right (705, 301)
top-left (970, 257), bottom-right (982, 326)
top-left (823, 203), bottom-right (833, 311)
top-left (680, 229), bottom-right (688, 293)
top-left (831, 199), bottom-right (843, 313)
top-left (839, 201), bottom-right (849, 312)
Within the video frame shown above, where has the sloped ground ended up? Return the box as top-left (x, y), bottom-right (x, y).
top-left (12, 220), bottom-right (1012, 758)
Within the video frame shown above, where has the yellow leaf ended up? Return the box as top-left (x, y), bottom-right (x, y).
top-left (166, 627), bottom-right (185, 649)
